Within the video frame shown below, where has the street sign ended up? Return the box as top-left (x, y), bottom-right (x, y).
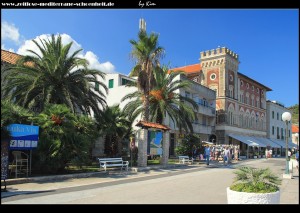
top-left (7, 124), bottom-right (39, 150)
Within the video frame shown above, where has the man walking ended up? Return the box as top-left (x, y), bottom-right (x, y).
top-left (223, 146), bottom-right (230, 166)
top-left (204, 145), bottom-right (211, 166)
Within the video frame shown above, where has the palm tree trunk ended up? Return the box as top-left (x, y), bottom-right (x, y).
top-left (143, 75), bottom-right (150, 122)
top-left (143, 92), bottom-right (149, 121)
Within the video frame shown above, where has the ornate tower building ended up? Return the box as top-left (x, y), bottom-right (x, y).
top-left (198, 47), bottom-right (272, 144)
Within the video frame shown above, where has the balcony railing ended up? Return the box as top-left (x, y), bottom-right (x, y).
top-left (192, 123), bottom-right (215, 134)
top-left (197, 104), bottom-right (215, 116)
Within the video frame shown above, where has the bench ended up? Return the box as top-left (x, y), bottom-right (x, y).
top-left (1, 176), bottom-right (6, 192)
top-left (97, 158), bottom-right (129, 172)
top-left (178, 156), bottom-right (193, 164)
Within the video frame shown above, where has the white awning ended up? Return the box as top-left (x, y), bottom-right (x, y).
top-left (228, 134), bottom-right (265, 147)
top-left (250, 137), bottom-right (281, 148)
top-left (202, 141), bottom-right (214, 145)
top-left (269, 139), bottom-right (296, 149)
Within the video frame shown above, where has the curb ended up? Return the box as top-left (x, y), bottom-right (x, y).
top-left (3, 172), bottom-right (104, 185)
top-left (3, 163), bottom-right (189, 186)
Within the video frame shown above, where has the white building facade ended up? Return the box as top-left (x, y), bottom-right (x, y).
top-left (98, 72), bottom-right (216, 157)
top-left (266, 100), bottom-right (295, 154)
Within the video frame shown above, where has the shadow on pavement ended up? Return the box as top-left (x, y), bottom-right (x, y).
top-left (1, 189), bottom-right (55, 199)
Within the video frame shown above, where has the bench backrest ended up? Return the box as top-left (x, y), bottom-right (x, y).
top-left (178, 156), bottom-right (190, 159)
top-left (98, 158), bottom-right (123, 162)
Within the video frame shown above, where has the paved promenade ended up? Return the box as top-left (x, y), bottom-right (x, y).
top-left (1, 158), bottom-right (298, 204)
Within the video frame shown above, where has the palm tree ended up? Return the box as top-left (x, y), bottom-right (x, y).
top-left (2, 34), bottom-right (107, 117)
top-left (129, 30), bottom-right (165, 122)
top-left (30, 104), bottom-right (98, 173)
top-left (122, 67), bottom-right (198, 133)
top-left (1, 99), bottom-right (33, 126)
top-left (96, 105), bottom-right (131, 157)
top-left (231, 166), bottom-right (281, 193)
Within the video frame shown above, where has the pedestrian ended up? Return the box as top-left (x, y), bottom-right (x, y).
top-left (192, 145), bottom-right (197, 159)
top-left (295, 151), bottom-right (299, 172)
top-left (234, 146), bottom-right (238, 161)
top-left (204, 145), bottom-right (211, 165)
top-left (223, 146), bottom-right (230, 166)
top-left (288, 149), bottom-right (291, 161)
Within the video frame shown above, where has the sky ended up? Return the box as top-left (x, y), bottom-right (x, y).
top-left (1, 9), bottom-right (299, 107)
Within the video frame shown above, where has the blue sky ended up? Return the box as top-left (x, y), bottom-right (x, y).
top-left (1, 9), bottom-right (299, 107)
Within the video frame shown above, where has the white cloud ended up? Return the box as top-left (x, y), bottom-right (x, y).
top-left (1, 44), bottom-right (15, 52)
top-left (1, 21), bottom-right (20, 44)
top-left (83, 51), bottom-right (115, 73)
top-left (17, 33), bottom-right (116, 73)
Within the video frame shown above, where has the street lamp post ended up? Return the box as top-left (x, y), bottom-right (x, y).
top-left (295, 133), bottom-right (299, 151)
top-left (282, 112), bottom-right (291, 175)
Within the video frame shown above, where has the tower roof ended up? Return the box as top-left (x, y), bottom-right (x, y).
top-left (169, 64), bottom-right (201, 74)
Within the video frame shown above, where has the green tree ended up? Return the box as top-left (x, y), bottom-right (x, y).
top-left (122, 67), bottom-right (198, 133)
top-left (1, 99), bottom-right (33, 126)
top-left (175, 134), bottom-right (201, 157)
top-left (1, 99), bottom-right (32, 141)
top-left (96, 105), bottom-right (131, 157)
top-left (288, 104), bottom-right (299, 125)
top-left (2, 34), bottom-right (107, 117)
top-left (30, 104), bottom-right (98, 173)
top-left (129, 30), bottom-right (165, 121)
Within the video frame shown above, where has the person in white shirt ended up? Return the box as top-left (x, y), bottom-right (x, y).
top-left (223, 147), bottom-right (230, 166)
top-left (288, 149), bottom-right (291, 161)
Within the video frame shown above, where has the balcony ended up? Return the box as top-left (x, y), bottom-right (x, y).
top-left (216, 112), bottom-right (267, 131)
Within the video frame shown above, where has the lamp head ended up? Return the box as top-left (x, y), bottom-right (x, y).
top-left (282, 112), bottom-right (291, 122)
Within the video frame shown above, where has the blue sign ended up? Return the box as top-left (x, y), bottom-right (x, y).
top-left (148, 131), bottom-right (163, 155)
top-left (7, 124), bottom-right (39, 150)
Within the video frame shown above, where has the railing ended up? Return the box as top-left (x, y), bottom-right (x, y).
top-left (197, 104), bottom-right (215, 116)
top-left (192, 123), bottom-right (215, 134)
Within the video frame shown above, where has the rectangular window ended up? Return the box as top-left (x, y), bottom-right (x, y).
top-left (277, 127), bottom-right (279, 139)
top-left (272, 111), bottom-right (274, 119)
top-left (121, 78), bottom-right (131, 86)
top-left (277, 112), bottom-right (279, 120)
top-left (272, 126), bottom-right (274, 135)
top-left (195, 116), bottom-right (198, 124)
top-left (185, 91), bottom-right (190, 98)
top-left (202, 115), bottom-right (207, 125)
top-left (281, 128), bottom-right (283, 140)
top-left (108, 79), bottom-right (114, 89)
top-left (95, 82), bottom-right (99, 91)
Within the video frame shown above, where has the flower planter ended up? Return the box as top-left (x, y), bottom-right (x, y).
top-left (227, 187), bottom-right (280, 204)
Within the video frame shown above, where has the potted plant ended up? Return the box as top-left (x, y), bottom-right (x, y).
top-left (227, 166), bottom-right (281, 204)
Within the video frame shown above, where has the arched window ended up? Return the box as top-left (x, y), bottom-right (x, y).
top-left (228, 104), bottom-right (235, 125)
top-left (229, 85), bottom-right (234, 98)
